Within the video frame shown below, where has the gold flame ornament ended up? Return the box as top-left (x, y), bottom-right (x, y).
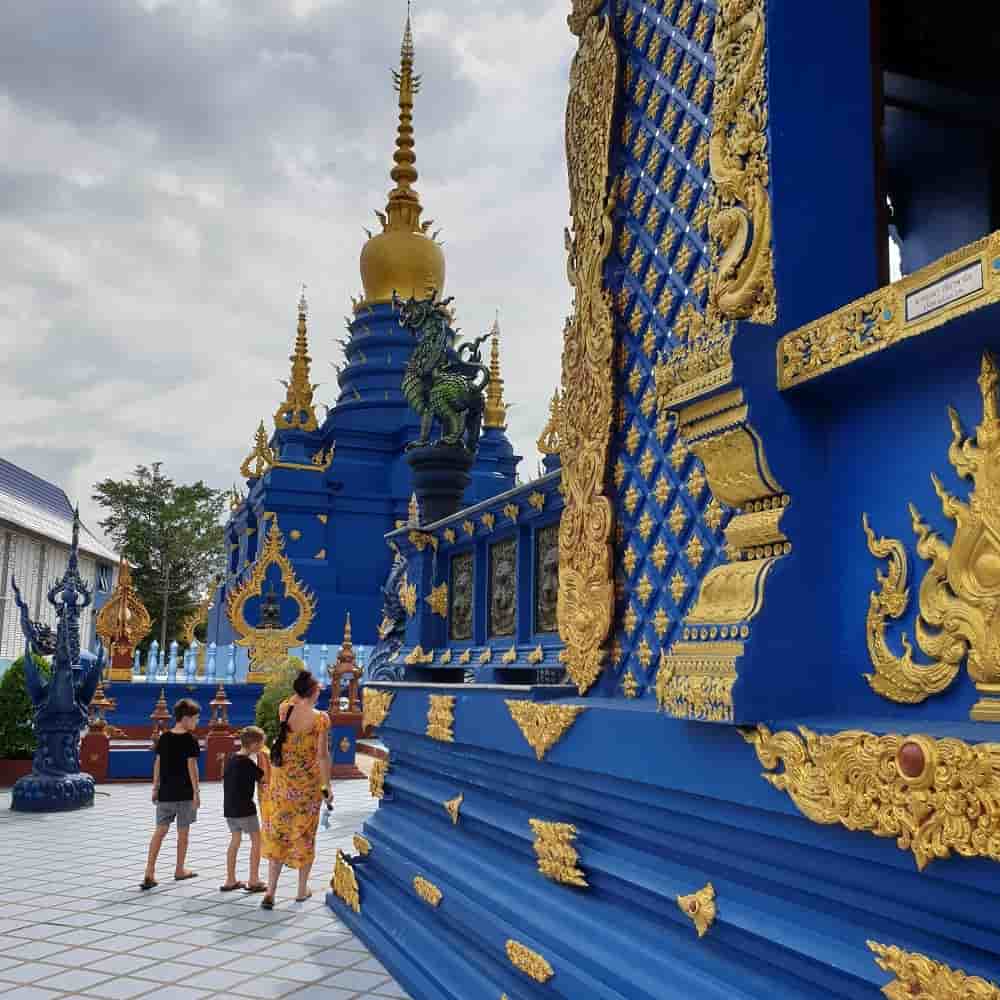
top-left (240, 421), bottom-right (277, 480)
top-left (95, 559), bottom-right (152, 682)
top-left (225, 522), bottom-right (316, 681)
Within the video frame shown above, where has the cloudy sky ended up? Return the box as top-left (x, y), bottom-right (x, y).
top-left (0, 0), bottom-right (576, 538)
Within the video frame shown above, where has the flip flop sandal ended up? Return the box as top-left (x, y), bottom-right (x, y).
top-left (220, 882), bottom-right (246, 892)
top-left (295, 891), bottom-right (313, 903)
top-left (174, 872), bottom-right (198, 881)
top-left (261, 896), bottom-right (275, 910)
top-left (244, 883), bottom-right (267, 893)
top-left (139, 878), bottom-right (157, 891)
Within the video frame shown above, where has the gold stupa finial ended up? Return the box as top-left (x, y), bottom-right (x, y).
top-left (343, 611), bottom-right (354, 653)
top-left (537, 388), bottom-right (563, 455)
top-left (408, 492), bottom-right (420, 525)
top-left (274, 285), bottom-right (319, 433)
top-left (359, 5), bottom-right (445, 305)
top-left (483, 312), bottom-right (508, 429)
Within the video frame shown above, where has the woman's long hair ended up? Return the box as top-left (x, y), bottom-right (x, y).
top-left (270, 670), bottom-right (319, 767)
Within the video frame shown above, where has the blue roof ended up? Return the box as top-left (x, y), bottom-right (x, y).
top-left (0, 457), bottom-right (75, 520)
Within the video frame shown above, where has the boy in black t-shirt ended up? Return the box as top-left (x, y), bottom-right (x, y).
top-left (140, 698), bottom-right (201, 890)
top-left (221, 726), bottom-right (266, 892)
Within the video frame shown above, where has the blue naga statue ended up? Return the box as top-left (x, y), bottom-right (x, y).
top-left (367, 544), bottom-right (409, 682)
top-left (10, 510), bottom-right (104, 812)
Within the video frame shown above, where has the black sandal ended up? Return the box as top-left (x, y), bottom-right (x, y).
top-left (260, 895), bottom-right (275, 910)
top-left (139, 877), bottom-right (157, 891)
top-left (220, 881), bottom-right (246, 892)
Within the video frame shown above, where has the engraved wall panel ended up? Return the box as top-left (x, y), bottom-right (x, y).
top-left (489, 538), bottom-right (517, 638)
top-left (449, 552), bottom-right (474, 642)
top-left (535, 524), bottom-right (559, 634)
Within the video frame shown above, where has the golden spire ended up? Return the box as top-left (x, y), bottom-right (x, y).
top-left (537, 388), bottom-right (563, 455)
top-left (274, 286), bottom-right (319, 433)
top-left (359, 5), bottom-right (445, 304)
top-left (483, 313), bottom-right (508, 429)
top-left (408, 492), bottom-right (420, 525)
top-left (342, 612), bottom-right (354, 654)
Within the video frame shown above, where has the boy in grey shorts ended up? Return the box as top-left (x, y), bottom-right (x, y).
top-left (141, 698), bottom-right (201, 890)
top-left (221, 726), bottom-right (267, 892)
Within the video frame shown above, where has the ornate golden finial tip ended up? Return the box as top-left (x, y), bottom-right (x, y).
top-left (298, 283), bottom-right (308, 315)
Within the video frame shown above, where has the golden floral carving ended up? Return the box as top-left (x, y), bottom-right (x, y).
top-left (413, 876), bottom-right (442, 907)
top-left (399, 573), bottom-right (417, 617)
top-left (622, 671), bottom-right (638, 698)
top-left (462, 520), bottom-right (475, 536)
top-left (557, 10), bottom-right (618, 696)
top-left (502, 645), bottom-right (518, 664)
top-left (778, 231), bottom-right (1000, 390)
top-left (443, 793), bottom-right (463, 825)
top-left (439, 649), bottom-right (452, 664)
top-left (331, 850), bottom-right (360, 913)
top-left (528, 491), bottom-right (546, 511)
top-left (503, 503), bottom-right (519, 523)
top-left (862, 514), bottom-right (960, 703)
top-left (481, 512), bottom-right (495, 532)
top-left (226, 522), bottom-right (316, 679)
top-left (458, 648), bottom-right (471, 664)
top-left (95, 560), bottom-right (152, 680)
top-left (479, 646), bottom-right (493, 664)
top-left (505, 701), bottom-right (586, 761)
top-left (425, 583), bottom-right (448, 618)
top-left (363, 689), bottom-right (394, 731)
top-left (656, 645), bottom-right (739, 722)
top-left (404, 645), bottom-right (433, 665)
top-left (709, 0), bottom-right (775, 323)
top-left (677, 883), bottom-right (716, 938)
top-left (443, 528), bottom-right (456, 543)
top-left (742, 724), bottom-right (1000, 871)
top-left (426, 695), bottom-right (455, 743)
top-left (240, 421), bottom-right (276, 479)
top-left (353, 834), bottom-right (371, 856)
top-left (528, 819), bottom-right (588, 887)
top-left (505, 940), bottom-right (554, 984)
top-left (527, 645), bottom-right (544, 665)
top-left (369, 758), bottom-right (388, 800)
top-left (537, 389), bottom-right (563, 457)
top-left (868, 941), bottom-right (1000, 999)
top-left (686, 558), bottom-right (776, 623)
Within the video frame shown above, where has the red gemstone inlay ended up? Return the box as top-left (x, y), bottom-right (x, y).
top-left (897, 741), bottom-right (926, 780)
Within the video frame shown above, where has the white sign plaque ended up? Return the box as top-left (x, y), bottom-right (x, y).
top-left (905, 260), bottom-right (984, 323)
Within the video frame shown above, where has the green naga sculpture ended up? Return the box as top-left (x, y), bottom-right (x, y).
top-left (394, 290), bottom-right (491, 452)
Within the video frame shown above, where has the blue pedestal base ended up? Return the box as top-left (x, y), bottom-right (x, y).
top-left (12, 771), bottom-right (95, 811)
top-left (406, 444), bottom-right (474, 524)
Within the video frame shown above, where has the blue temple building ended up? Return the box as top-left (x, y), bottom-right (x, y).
top-left (206, 13), bottom-right (520, 655)
top-left (325, 2), bottom-right (1000, 998)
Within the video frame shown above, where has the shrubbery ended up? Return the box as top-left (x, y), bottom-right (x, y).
top-left (0, 655), bottom-right (51, 759)
top-left (253, 656), bottom-right (305, 746)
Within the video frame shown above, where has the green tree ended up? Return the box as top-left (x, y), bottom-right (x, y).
top-left (254, 656), bottom-right (305, 746)
top-left (92, 463), bottom-right (226, 650)
top-left (0, 655), bottom-right (51, 759)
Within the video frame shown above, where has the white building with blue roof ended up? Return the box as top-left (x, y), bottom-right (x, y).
top-left (0, 458), bottom-right (118, 670)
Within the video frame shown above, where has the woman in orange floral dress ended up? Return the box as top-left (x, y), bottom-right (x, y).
top-left (260, 670), bottom-right (332, 908)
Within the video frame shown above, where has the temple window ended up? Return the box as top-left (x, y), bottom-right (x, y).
top-left (448, 552), bottom-right (473, 642)
top-left (876, 0), bottom-right (1000, 279)
top-left (488, 539), bottom-right (517, 638)
top-left (534, 524), bottom-right (559, 634)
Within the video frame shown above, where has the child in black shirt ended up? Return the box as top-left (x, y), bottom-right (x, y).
top-left (141, 698), bottom-right (201, 890)
top-left (221, 726), bottom-right (266, 892)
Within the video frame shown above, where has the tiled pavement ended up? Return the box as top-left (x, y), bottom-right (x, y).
top-left (0, 779), bottom-right (411, 1000)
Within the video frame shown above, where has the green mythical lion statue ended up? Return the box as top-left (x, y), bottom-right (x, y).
top-left (393, 289), bottom-right (491, 452)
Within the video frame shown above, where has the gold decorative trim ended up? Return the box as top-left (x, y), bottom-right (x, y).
top-left (479, 646), bottom-right (493, 664)
top-left (862, 514), bottom-right (959, 703)
top-left (557, 9), bottom-right (618, 695)
top-left (501, 645), bottom-right (518, 664)
top-left (314, 548), bottom-right (326, 560)
top-left (331, 850), bottom-right (360, 913)
top-left (241, 421), bottom-right (276, 479)
top-left (503, 503), bottom-right (519, 523)
top-left (405, 645), bottom-right (433, 665)
top-left (656, 645), bottom-right (740, 722)
top-left (363, 689), bottom-right (394, 731)
top-left (317, 514), bottom-right (328, 524)
top-left (443, 528), bottom-right (456, 543)
top-left (528, 819), bottom-right (587, 887)
top-left (481, 512), bottom-right (495, 532)
top-left (409, 530), bottom-right (437, 552)
top-left (677, 883), bottom-right (716, 938)
top-left (528, 491), bottom-right (546, 511)
top-left (462, 520), bottom-right (475, 536)
top-left (778, 230), bottom-right (1000, 390)
top-left (505, 701), bottom-right (585, 761)
top-left (621, 670), bottom-right (638, 698)
top-left (710, 0), bottom-right (775, 323)
top-left (426, 694), bottom-right (455, 743)
top-left (95, 560), bottom-right (152, 681)
top-left (443, 793), bottom-right (463, 825)
top-left (458, 648), bottom-right (471, 664)
top-left (868, 940), bottom-right (1000, 999)
top-left (439, 649), bottom-right (453, 664)
top-left (369, 758), bottom-right (388, 800)
top-left (353, 834), bottom-right (371, 856)
top-left (413, 876), bottom-right (442, 907)
top-left (505, 940), bottom-right (554, 984)
top-left (742, 724), bottom-right (1000, 870)
top-left (226, 522), bottom-right (316, 679)
top-left (527, 645), bottom-right (544, 665)
top-left (399, 573), bottom-right (417, 617)
top-left (425, 583), bottom-right (448, 618)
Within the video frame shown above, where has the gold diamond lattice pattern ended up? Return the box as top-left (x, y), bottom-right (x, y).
top-left (609, 0), bottom-right (729, 701)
